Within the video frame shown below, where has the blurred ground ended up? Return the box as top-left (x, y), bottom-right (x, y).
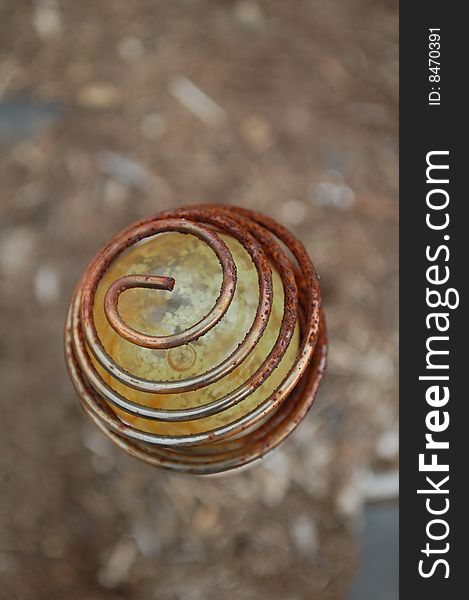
top-left (0, 1), bottom-right (398, 599)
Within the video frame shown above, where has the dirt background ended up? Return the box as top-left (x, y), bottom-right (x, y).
top-left (0, 1), bottom-right (398, 599)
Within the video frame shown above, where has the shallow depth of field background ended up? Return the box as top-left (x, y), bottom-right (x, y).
top-left (0, 1), bottom-right (398, 599)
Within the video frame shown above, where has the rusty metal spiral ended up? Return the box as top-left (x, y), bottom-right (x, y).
top-left (64, 205), bottom-right (327, 474)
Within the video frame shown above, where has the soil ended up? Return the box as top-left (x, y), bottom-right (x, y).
top-left (0, 1), bottom-right (398, 599)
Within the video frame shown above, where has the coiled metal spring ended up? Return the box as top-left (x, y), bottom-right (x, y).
top-left (64, 205), bottom-right (327, 474)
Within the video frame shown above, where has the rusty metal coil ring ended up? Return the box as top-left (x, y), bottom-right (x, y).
top-left (64, 204), bottom-right (327, 474)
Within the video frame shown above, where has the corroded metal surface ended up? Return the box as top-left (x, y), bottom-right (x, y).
top-left (64, 205), bottom-right (327, 474)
